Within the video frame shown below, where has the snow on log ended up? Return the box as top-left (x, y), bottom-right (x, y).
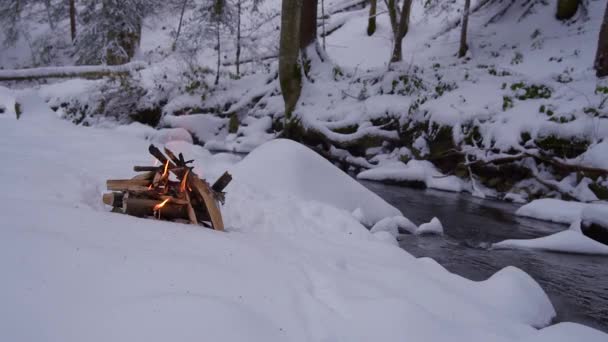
top-left (0, 62), bottom-right (146, 81)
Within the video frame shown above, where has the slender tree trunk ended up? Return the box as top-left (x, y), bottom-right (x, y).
top-left (389, 0), bottom-right (412, 63)
top-left (458, 0), bottom-right (471, 58)
top-left (236, 0), bottom-right (241, 76)
top-left (172, 0), bottom-right (188, 51)
top-left (300, 0), bottom-right (317, 49)
top-left (595, 1), bottom-right (608, 77)
top-left (556, 0), bottom-right (579, 20)
top-left (279, 0), bottom-right (303, 119)
top-left (215, 23), bottom-right (221, 85)
top-left (69, 0), bottom-right (76, 42)
top-left (321, 0), bottom-right (326, 49)
top-left (44, 0), bottom-right (55, 30)
top-left (367, 0), bottom-right (376, 36)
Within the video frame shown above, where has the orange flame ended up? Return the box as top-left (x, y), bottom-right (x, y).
top-left (162, 160), bottom-right (170, 178)
top-left (153, 198), bottom-right (170, 211)
top-left (180, 170), bottom-right (190, 192)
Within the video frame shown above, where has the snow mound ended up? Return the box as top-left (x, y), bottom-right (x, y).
top-left (357, 160), bottom-right (463, 193)
top-left (582, 205), bottom-right (608, 228)
top-left (515, 199), bottom-right (587, 224)
top-left (416, 217), bottom-right (444, 235)
top-left (115, 122), bottom-right (193, 145)
top-left (230, 139), bottom-right (402, 225)
top-left (493, 221), bottom-right (608, 256)
top-left (370, 215), bottom-right (418, 236)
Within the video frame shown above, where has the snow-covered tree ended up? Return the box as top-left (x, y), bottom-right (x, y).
top-left (0, 0), bottom-right (30, 47)
top-left (75, 0), bottom-right (156, 65)
top-left (387, 0), bottom-right (412, 63)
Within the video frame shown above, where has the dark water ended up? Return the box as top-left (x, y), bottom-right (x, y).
top-left (360, 180), bottom-right (608, 333)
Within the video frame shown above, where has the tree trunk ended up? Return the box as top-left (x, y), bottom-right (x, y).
top-left (215, 23), bottom-right (221, 85)
top-left (321, 0), bottom-right (326, 49)
top-left (172, 0), bottom-right (188, 51)
top-left (44, 0), bottom-right (55, 30)
top-left (595, 1), bottom-right (608, 77)
top-left (236, 0), bottom-right (241, 76)
top-left (556, 0), bottom-right (579, 20)
top-left (458, 0), bottom-right (470, 58)
top-left (300, 0), bottom-right (317, 49)
top-left (69, 0), bottom-right (76, 41)
top-left (367, 0), bottom-right (376, 36)
top-left (279, 0), bottom-right (303, 119)
top-left (389, 0), bottom-right (412, 63)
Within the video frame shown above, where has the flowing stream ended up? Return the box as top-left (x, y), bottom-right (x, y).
top-left (360, 180), bottom-right (608, 333)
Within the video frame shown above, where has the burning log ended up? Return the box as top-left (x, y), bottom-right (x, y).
top-left (123, 197), bottom-right (189, 220)
top-left (102, 144), bottom-right (232, 230)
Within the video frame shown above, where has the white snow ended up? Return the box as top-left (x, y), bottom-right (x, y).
top-left (416, 217), bottom-right (444, 236)
top-left (493, 221), bottom-right (608, 256)
top-left (516, 198), bottom-right (608, 225)
top-left (370, 215), bottom-right (418, 236)
top-left (582, 205), bottom-right (608, 228)
top-left (0, 62), bottom-right (146, 80)
top-left (357, 160), bottom-right (464, 193)
top-left (4, 89), bottom-right (605, 341)
top-left (230, 139), bottom-right (402, 226)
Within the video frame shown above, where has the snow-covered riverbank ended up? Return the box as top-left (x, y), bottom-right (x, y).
top-left (2, 87), bottom-right (607, 341)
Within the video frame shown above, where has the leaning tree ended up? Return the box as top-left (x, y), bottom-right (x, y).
top-left (595, 0), bottom-right (608, 77)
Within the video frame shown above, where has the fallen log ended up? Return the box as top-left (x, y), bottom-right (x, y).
top-left (107, 179), bottom-right (151, 191)
top-left (123, 197), bottom-right (189, 220)
top-left (0, 62), bottom-right (146, 82)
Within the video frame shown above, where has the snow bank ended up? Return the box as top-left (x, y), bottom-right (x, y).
top-left (582, 205), bottom-right (608, 228)
top-left (230, 139), bottom-right (402, 225)
top-left (357, 160), bottom-right (463, 193)
top-left (115, 122), bottom-right (193, 145)
top-left (1, 91), bottom-right (605, 341)
top-left (416, 217), bottom-right (444, 235)
top-left (370, 215), bottom-right (418, 236)
top-left (493, 221), bottom-right (608, 256)
top-left (515, 199), bottom-right (587, 224)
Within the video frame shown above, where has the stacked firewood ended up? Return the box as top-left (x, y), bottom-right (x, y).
top-left (102, 144), bottom-right (231, 230)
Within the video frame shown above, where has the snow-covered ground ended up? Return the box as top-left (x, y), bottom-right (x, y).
top-left (3, 87), bottom-right (608, 341)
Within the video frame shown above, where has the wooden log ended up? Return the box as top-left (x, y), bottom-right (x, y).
top-left (212, 172), bottom-right (232, 192)
top-left (132, 171), bottom-right (157, 180)
top-left (0, 62), bottom-right (146, 82)
top-left (107, 179), bottom-right (151, 191)
top-left (102, 192), bottom-right (124, 208)
top-left (123, 198), bottom-right (189, 220)
top-left (184, 191), bottom-right (198, 224)
top-left (188, 173), bottom-right (224, 231)
top-left (133, 166), bottom-right (162, 172)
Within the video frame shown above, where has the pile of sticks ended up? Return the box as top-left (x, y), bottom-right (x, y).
top-left (102, 144), bottom-right (232, 230)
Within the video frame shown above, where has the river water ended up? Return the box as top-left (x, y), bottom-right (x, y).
top-left (360, 180), bottom-right (608, 333)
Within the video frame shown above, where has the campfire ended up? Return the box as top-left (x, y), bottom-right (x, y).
top-left (102, 144), bottom-right (231, 230)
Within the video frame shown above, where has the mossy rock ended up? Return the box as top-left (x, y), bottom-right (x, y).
top-left (556, 0), bottom-right (579, 20)
top-left (589, 183), bottom-right (608, 200)
top-left (399, 120), bottom-right (428, 147)
top-left (426, 124), bottom-right (462, 174)
top-left (331, 124), bottom-right (359, 134)
top-left (228, 113), bottom-right (240, 134)
top-left (130, 106), bottom-right (162, 127)
top-left (534, 135), bottom-right (589, 159)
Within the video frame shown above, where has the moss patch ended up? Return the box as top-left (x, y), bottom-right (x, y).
top-left (534, 135), bottom-right (589, 159)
